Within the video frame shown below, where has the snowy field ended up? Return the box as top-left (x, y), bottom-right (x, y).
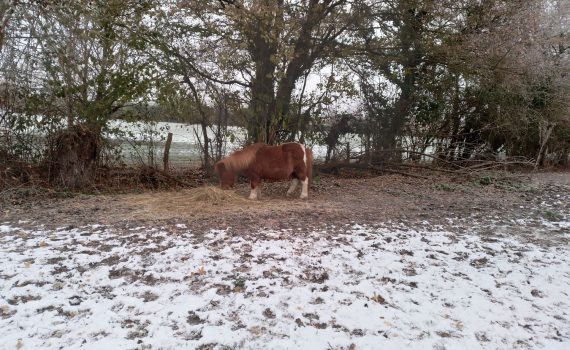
top-left (1, 220), bottom-right (569, 350)
top-left (108, 121), bottom-right (360, 166)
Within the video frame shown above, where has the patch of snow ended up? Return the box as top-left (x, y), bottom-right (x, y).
top-left (0, 225), bottom-right (16, 233)
top-left (0, 221), bottom-right (569, 349)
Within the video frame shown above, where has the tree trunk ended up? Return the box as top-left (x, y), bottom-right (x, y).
top-left (370, 4), bottom-right (424, 164)
top-left (247, 10), bottom-right (278, 143)
top-left (246, 0), bottom-right (340, 144)
top-left (47, 124), bottom-right (100, 189)
top-left (536, 122), bottom-right (555, 168)
top-left (201, 122), bottom-right (210, 173)
top-left (249, 66), bottom-right (275, 143)
top-left (181, 74), bottom-right (211, 171)
top-left (270, 66), bottom-right (301, 143)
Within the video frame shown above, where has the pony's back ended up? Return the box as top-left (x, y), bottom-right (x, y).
top-left (224, 143), bottom-right (265, 172)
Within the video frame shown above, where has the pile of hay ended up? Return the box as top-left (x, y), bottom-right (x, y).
top-left (185, 186), bottom-right (248, 204)
top-left (124, 185), bottom-right (250, 220)
top-left (121, 184), bottom-right (304, 221)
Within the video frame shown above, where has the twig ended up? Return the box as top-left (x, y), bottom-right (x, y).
top-left (318, 162), bottom-right (430, 179)
top-left (383, 162), bottom-right (459, 174)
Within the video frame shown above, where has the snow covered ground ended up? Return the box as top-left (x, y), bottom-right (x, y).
top-left (1, 220), bottom-right (569, 349)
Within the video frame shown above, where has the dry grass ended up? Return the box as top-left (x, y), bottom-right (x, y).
top-left (119, 184), bottom-right (312, 222)
top-left (184, 186), bottom-right (250, 204)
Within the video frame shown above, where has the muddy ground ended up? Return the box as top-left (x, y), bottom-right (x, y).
top-left (0, 170), bottom-right (568, 242)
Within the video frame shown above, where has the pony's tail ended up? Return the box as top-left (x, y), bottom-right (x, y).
top-left (306, 147), bottom-right (313, 188)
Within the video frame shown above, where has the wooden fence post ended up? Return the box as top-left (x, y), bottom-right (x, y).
top-left (163, 132), bottom-right (173, 171)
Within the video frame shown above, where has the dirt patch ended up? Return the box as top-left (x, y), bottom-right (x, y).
top-left (2, 171), bottom-right (569, 237)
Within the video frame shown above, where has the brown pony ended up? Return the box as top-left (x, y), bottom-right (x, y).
top-left (215, 142), bottom-right (313, 200)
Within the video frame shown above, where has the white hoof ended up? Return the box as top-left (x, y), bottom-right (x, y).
top-left (249, 191), bottom-right (258, 200)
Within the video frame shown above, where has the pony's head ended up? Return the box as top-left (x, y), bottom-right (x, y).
top-left (215, 160), bottom-right (235, 189)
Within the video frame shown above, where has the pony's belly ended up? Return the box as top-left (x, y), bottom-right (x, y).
top-left (259, 168), bottom-right (292, 181)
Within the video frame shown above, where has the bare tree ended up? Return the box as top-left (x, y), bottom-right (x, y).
top-left (154, 0), bottom-right (358, 144)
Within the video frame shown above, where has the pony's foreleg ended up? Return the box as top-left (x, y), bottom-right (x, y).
top-left (248, 187), bottom-right (258, 200)
top-left (286, 178), bottom-right (299, 196)
top-left (249, 179), bottom-right (261, 200)
top-left (300, 177), bottom-right (309, 199)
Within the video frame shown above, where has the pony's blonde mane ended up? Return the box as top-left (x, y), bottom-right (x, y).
top-left (221, 143), bottom-right (264, 172)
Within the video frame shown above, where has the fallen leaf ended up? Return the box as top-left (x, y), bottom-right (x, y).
top-left (16, 340), bottom-right (23, 349)
top-left (24, 261), bottom-right (31, 268)
top-left (249, 326), bottom-right (263, 336)
top-left (454, 320), bottom-right (464, 331)
top-left (39, 241), bottom-right (47, 247)
top-left (371, 292), bottom-right (386, 304)
top-left (198, 266), bottom-right (206, 276)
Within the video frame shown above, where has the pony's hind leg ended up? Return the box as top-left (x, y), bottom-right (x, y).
top-left (294, 143), bottom-right (309, 199)
top-left (292, 171), bottom-right (309, 199)
top-left (300, 177), bottom-right (309, 199)
top-left (286, 178), bottom-right (299, 196)
top-left (292, 167), bottom-right (309, 199)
